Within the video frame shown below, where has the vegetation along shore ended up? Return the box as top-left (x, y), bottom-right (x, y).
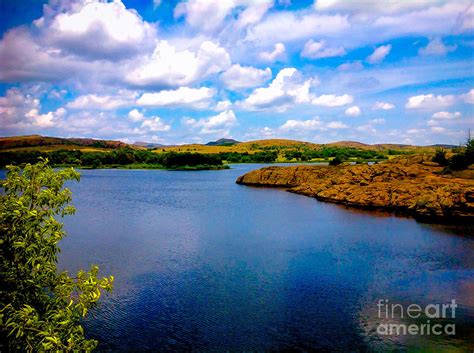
top-left (236, 140), bottom-right (474, 222)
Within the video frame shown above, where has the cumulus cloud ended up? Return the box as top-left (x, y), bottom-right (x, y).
top-left (461, 89), bottom-right (474, 104)
top-left (247, 12), bottom-right (349, 44)
top-left (0, 28), bottom-right (80, 82)
top-left (215, 100), bottom-right (233, 111)
top-left (373, 101), bottom-right (395, 110)
top-left (326, 121), bottom-right (348, 129)
top-left (337, 61), bottom-right (364, 71)
top-left (371, 118), bottom-right (386, 124)
top-left (279, 117), bottom-right (347, 132)
top-left (280, 117), bottom-right (323, 131)
top-left (405, 93), bottom-right (456, 109)
top-left (174, 0), bottom-right (236, 33)
top-left (312, 94), bottom-right (353, 107)
top-left (366, 44), bottom-right (392, 64)
top-left (140, 117), bottom-right (171, 132)
top-left (183, 110), bottom-right (237, 135)
top-left (345, 105), bottom-right (361, 117)
top-left (67, 91), bottom-right (137, 110)
top-left (127, 41), bottom-right (231, 88)
top-left (0, 87), bottom-right (66, 129)
top-left (128, 109), bottom-right (145, 122)
top-left (419, 37), bottom-right (457, 56)
top-left (259, 43), bottom-right (286, 62)
top-left (240, 68), bottom-right (315, 111)
top-left (221, 64), bottom-right (272, 90)
top-left (41, 0), bottom-right (156, 59)
top-left (236, 2), bottom-right (274, 28)
top-left (174, 0), bottom-right (273, 33)
top-left (301, 39), bottom-right (346, 59)
top-left (136, 87), bottom-right (214, 108)
top-left (432, 111), bottom-right (461, 119)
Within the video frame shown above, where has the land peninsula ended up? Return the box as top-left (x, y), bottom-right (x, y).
top-left (236, 152), bottom-right (474, 222)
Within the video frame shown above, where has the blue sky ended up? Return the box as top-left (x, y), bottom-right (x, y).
top-left (0, 0), bottom-right (473, 145)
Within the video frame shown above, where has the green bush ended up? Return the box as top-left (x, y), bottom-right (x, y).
top-left (432, 149), bottom-right (449, 166)
top-left (0, 160), bottom-right (113, 352)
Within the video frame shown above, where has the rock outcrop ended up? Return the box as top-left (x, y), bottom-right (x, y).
top-left (236, 155), bottom-right (474, 222)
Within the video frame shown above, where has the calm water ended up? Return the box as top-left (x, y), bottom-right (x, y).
top-left (3, 165), bottom-right (474, 351)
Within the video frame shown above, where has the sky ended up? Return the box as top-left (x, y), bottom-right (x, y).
top-left (0, 0), bottom-right (473, 145)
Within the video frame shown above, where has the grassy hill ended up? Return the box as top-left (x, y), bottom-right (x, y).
top-left (0, 135), bottom-right (133, 152)
top-left (0, 135), bottom-right (445, 156)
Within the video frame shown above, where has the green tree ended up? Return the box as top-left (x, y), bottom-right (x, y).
top-left (0, 159), bottom-right (113, 352)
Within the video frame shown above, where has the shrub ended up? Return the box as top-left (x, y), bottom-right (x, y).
top-left (0, 160), bottom-right (113, 351)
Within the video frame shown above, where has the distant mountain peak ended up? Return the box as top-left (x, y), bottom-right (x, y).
top-left (205, 138), bottom-right (241, 146)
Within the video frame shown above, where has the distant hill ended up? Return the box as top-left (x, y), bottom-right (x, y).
top-left (428, 144), bottom-right (458, 149)
top-left (0, 134), bottom-right (445, 155)
top-left (327, 141), bottom-right (369, 148)
top-left (133, 141), bottom-right (166, 148)
top-left (205, 138), bottom-right (241, 146)
top-left (0, 135), bottom-right (130, 151)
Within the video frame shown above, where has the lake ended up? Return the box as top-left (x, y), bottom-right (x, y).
top-left (4, 165), bottom-right (473, 351)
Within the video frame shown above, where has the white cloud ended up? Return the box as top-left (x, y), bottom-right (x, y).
top-left (215, 100), bottom-right (233, 111)
top-left (419, 37), bottom-right (457, 56)
top-left (25, 107), bottom-right (66, 128)
top-left (240, 68), bottom-right (314, 111)
top-left (405, 93), bottom-right (455, 109)
top-left (141, 116), bottom-right (171, 132)
top-left (259, 43), bottom-right (286, 62)
top-left (337, 61), bottom-right (363, 71)
top-left (366, 44), bottom-right (392, 64)
top-left (455, 3), bottom-right (474, 32)
top-left (0, 87), bottom-right (66, 129)
top-left (127, 40), bottom-right (231, 88)
top-left (280, 117), bottom-right (323, 131)
top-left (236, 2), bottom-right (274, 28)
top-left (301, 39), bottom-right (346, 59)
top-left (43, 0), bottom-right (156, 59)
top-left (67, 92), bottom-right (137, 110)
top-left (141, 117), bottom-right (171, 132)
top-left (431, 126), bottom-right (446, 133)
top-left (345, 105), bottom-right (361, 117)
top-left (128, 109), bottom-right (144, 122)
top-left (432, 111), bottom-right (461, 119)
top-left (0, 27), bottom-right (80, 82)
top-left (373, 101), bottom-right (395, 110)
top-left (174, 0), bottom-right (236, 33)
top-left (372, 2), bottom-right (469, 39)
top-left (327, 121), bottom-right (348, 129)
top-left (314, 0), bottom-right (446, 14)
top-left (312, 94), bottom-right (353, 107)
top-left (174, 0), bottom-right (273, 32)
top-left (461, 89), bottom-right (474, 104)
top-left (221, 64), bottom-right (272, 90)
top-left (184, 110), bottom-right (237, 135)
top-left (279, 117), bottom-right (347, 132)
top-left (371, 118), bottom-right (386, 124)
top-left (247, 12), bottom-right (349, 44)
top-left (136, 87), bottom-right (214, 108)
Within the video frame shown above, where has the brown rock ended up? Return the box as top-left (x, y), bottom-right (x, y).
top-left (236, 156), bottom-right (474, 222)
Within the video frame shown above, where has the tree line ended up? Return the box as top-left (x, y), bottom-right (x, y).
top-left (0, 149), bottom-right (225, 169)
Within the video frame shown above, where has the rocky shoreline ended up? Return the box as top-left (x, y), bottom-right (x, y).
top-left (236, 155), bottom-right (474, 222)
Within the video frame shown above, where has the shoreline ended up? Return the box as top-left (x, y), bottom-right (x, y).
top-left (236, 155), bottom-right (474, 223)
